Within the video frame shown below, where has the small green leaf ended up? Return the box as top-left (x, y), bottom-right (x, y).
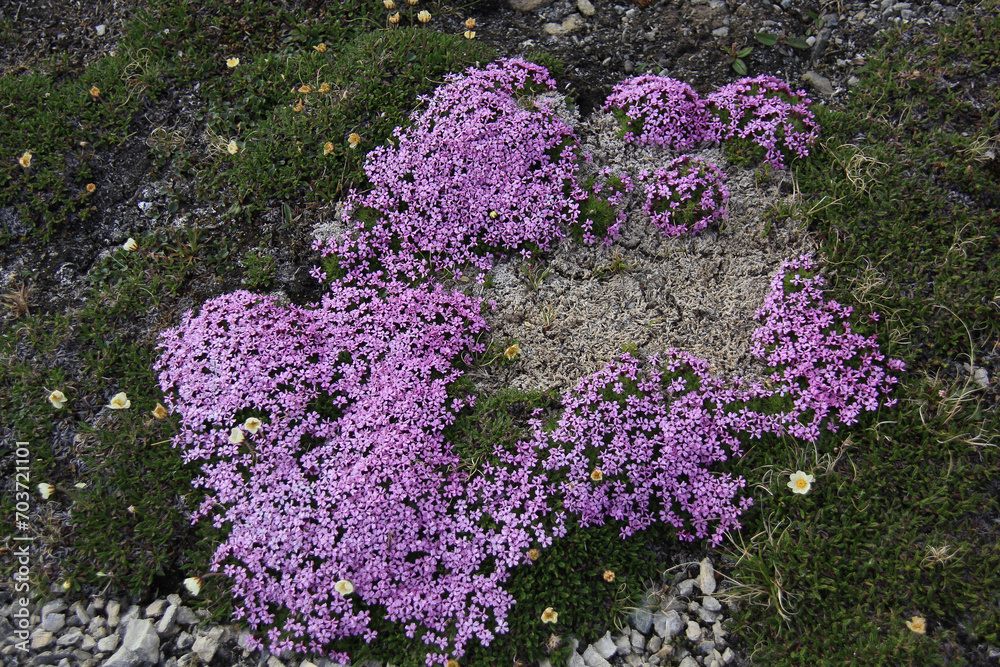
top-left (282, 202), bottom-right (293, 223)
top-left (737, 46), bottom-right (754, 58)
top-left (754, 32), bottom-right (778, 46)
top-left (733, 58), bottom-right (748, 76)
top-left (788, 36), bottom-right (811, 50)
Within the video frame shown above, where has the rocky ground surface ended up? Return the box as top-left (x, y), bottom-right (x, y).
top-left (0, 0), bottom-right (985, 666)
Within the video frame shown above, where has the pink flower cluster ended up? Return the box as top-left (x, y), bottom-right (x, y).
top-left (318, 58), bottom-right (588, 286)
top-left (602, 75), bottom-right (716, 151)
top-left (639, 156), bottom-right (730, 237)
top-left (707, 75), bottom-right (820, 170)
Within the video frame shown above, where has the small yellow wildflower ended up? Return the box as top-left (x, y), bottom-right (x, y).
top-left (464, 30), bottom-right (476, 39)
top-left (603, 570), bottom-right (615, 582)
top-left (335, 579), bottom-right (355, 596)
top-left (527, 548), bottom-right (541, 561)
top-left (383, 0), bottom-right (395, 8)
top-left (388, 12), bottom-right (400, 24)
top-left (298, 84), bottom-right (313, 94)
top-left (319, 82), bottom-right (331, 93)
top-left (151, 403), bottom-right (169, 419)
top-left (244, 417), bottom-right (262, 433)
top-left (590, 469), bottom-right (603, 482)
top-left (323, 142), bottom-right (335, 155)
top-left (541, 607), bottom-right (558, 624)
top-left (906, 616), bottom-right (926, 635)
top-left (48, 390), bottom-right (68, 409)
top-left (293, 99), bottom-right (304, 112)
top-left (123, 237), bottom-right (138, 251)
top-left (787, 470), bottom-right (815, 495)
top-left (504, 343), bottom-right (521, 360)
top-left (348, 133), bottom-right (361, 148)
top-left (417, 10), bottom-right (431, 22)
top-left (228, 427), bottom-right (245, 444)
top-left (407, 0), bottom-right (418, 5)
top-left (19, 151), bottom-right (32, 168)
top-left (108, 392), bottom-right (131, 410)
top-left (86, 183), bottom-right (96, 193)
top-left (465, 18), bottom-right (476, 30)
top-left (226, 57), bottom-right (240, 68)
top-left (489, 210), bottom-right (498, 219)
top-left (183, 577), bottom-right (202, 595)
top-left (314, 43), bottom-right (327, 53)
top-left (446, 661), bottom-right (459, 667)
top-left (227, 140), bottom-right (239, 154)
top-left (126, 504), bottom-right (136, 514)
top-left (38, 483), bottom-right (55, 499)
top-left (89, 86), bottom-right (101, 98)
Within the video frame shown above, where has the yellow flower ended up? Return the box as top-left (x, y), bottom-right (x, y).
top-left (541, 607), bottom-right (558, 624)
top-left (298, 84), bottom-right (313, 94)
top-left (151, 403), bottom-right (169, 419)
top-left (590, 469), bottom-right (603, 482)
top-left (108, 392), bottom-right (131, 410)
top-left (293, 99), bottom-right (304, 112)
top-left (122, 237), bottom-right (138, 251)
top-left (89, 86), bottom-right (101, 98)
top-left (324, 141), bottom-right (335, 155)
top-left (314, 43), bottom-right (327, 53)
top-left (335, 579), bottom-right (354, 596)
top-left (383, 0), bottom-right (395, 8)
top-left (489, 210), bottom-right (498, 219)
top-left (465, 18), bottom-right (476, 30)
top-left (183, 577), bottom-right (202, 595)
top-left (388, 12), bottom-right (400, 24)
top-left (348, 133), bottom-right (361, 148)
top-left (227, 139), bottom-right (239, 154)
top-left (504, 343), bottom-right (521, 360)
top-left (319, 82), bottom-right (331, 93)
top-left (126, 504), bottom-right (136, 514)
top-left (906, 616), bottom-right (926, 635)
top-left (226, 57), bottom-right (240, 68)
top-left (244, 417), bottom-right (262, 433)
top-left (407, 0), bottom-right (418, 4)
top-left (38, 483), bottom-right (55, 499)
top-left (228, 427), bottom-right (245, 444)
top-left (417, 10), bottom-right (431, 22)
top-left (74, 482), bottom-right (87, 489)
top-left (446, 661), bottom-right (459, 667)
top-left (787, 470), bottom-right (815, 495)
top-left (48, 390), bottom-right (68, 409)
top-left (61, 580), bottom-right (72, 591)
top-left (19, 151), bottom-right (32, 168)
top-left (85, 183), bottom-right (96, 193)
top-left (464, 30), bottom-right (476, 39)
top-left (527, 548), bottom-right (541, 561)
top-left (603, 570), bottom-right (615, 582)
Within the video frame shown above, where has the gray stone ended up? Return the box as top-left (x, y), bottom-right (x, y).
top-left (510, 0), bottom-right (554, 10)
top-left (802, 71), bottom-right (835, 96)
top-left (56, 626), bottom-right (84, 647)
top-left (697, 559), bottom-right (717, 595)
top-left (175, 606), bottom-right (199, 626)
top-left (30, 631), bottom-right (55, 650)
top-left (157, 605), bottom-right (179, 636)
top-left (630, 628), bottom-right (645, 653)
top-left (88, 616), bottom-right (106, 636)
top-left (192, 626), bottom-right (224, 663)
top-left (81, 634), bottom-right (97, 651)
top-left (577, 0), bottom-right (596, 16)
top-left (722, 647), bottom-right (736, 664)
top-left (647, 635), bottom-right (662, 654)
top-left (676, 579), bottom-right (696, 596)
top-left (42, 612), bottom-right (66, 633)
top-left (654, 610), bottom-right (684, 639)
top-left (583, 645), bottom-right (612, 667)
top-left (103, 647), bottom-right (143, 667)
top-left (697, 640), bottom-right (717, 655)
top-left (712, 620), bottom-right (728, 645)
top-left (119, 604), bottom-right (141, 629)
top-left (685, 620), bottom-right (703, 642)
top-left (543, 14), bottom-right (585, 36)
top-left (613, 634), bottom-right (631, 656)
top-left (712, 26), bottom-right (730, 37)
top-left (145, 599), bottom-right (167, 619)
top-left (167, 594), bottom-right (182, 608)
top-left (698, 607), bottom-right (722, 624)
top-left (72, 601), bottom-right (92, 626)
top-left (121, 618), bottom-right (160, 663)
top-left (678, 657), bottom-right (699, 667)
top-left (623, 60), bottom-right (635, 74)
top-left (702, 596), bottom-right (722, 612)
top-left (174, 631), bottom-right (195, 651)
top-left (41, 600), bottom-right (68, 619)
top-left (624, 656), bottom-right (642, 667)
top-left (630, 605), bottom-right (654, 634)
top-left (105, 600), bottom-right (121, 628)
top-left (91, 626), bottom-right (108, 640)
top-left (593, 632), bottom-right (617, 660)
top-left (660, 596), bottom-right (686, 612)
top-left (268, 656), bottom-right (287, 667)
top-left (568, 650), bottom-right (587, 667)
top-left (96, 24), bottom-right (106, 36)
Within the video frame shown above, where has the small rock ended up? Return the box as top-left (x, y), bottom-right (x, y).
top-left (145, 599), bottom-right (167, 619)
top-left (630, 606), bottom-right (654, 634)
top-left (686, 621), bottom-right (703, 642)
top-left (268, 656), bottom-right (287, 667)
top-left (698, 607), bottom-right (722, 624)
top-left (723, 647), bottom-right (736, 664)
top-left (122, 618), bottom-right (160, 663)
top-left (157, 604), bottom-right (179, 636)
top-left (31, 632), bottom-right (55, 650)
top-left (42, 600), bottom-right (68, 618)
top-left (510, 0), bottom-right (555, 10)
top-left (57, 626), bottom-right (84, 647)
top-left (105, 600), bottom-right (121, 628)
top-left (167, 594), bottom-right (182, 608)
top-left (697, 559), bottom-right (717, 595)
top-left (677, 579), bottom-right (696, 596)
top-left (577, 0), bottom-right (596, 16)
top-left (593, 631), bottom-right (617, 660)
top-left (712, 26), bottom-right (730, 37)
top-left (192, 626), bottom-right (225, 663)
top-left (174, 631), bottom-right (195, 651)
top-left (87, 617), bottom-right (106, 635)
top-left (802, 71), bottom-right (835, 96)
top-left (679, 657), bottom-right (700, 667)
top-left (97, 633), bottom-right (120, 653)
top-left (702, 596), bottom-right (722, 612)
top-left (630, 629), bottom-right (646, 652)
top-left (648, 635), bottom-right (662, 653)
top-left (623, 60), bottom-right (635, 74)
top-left (614, 634), bottom-right (632, 656)
top-left (568, 651), bottom-right (587, 667)
top-left (697, 640), bottom-right (717, 655)
top-left (583, 645), bottom-right (612, 667)
top-left (175, 606), bottom-right (199, 626)
top-left (543, 13), bottom-right (585, 35)
top-left (103, 647), bottom-right (144, 667)
top-left (42, 612), bottom-right (66, 633)
top-left (81, 634), bottom-right (98, 651)
top-left (96, 24), bottom-right (106, 36)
